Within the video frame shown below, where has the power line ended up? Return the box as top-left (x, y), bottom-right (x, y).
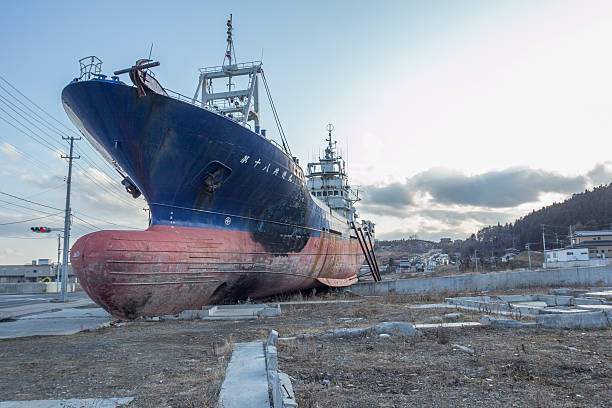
top-left (0, 77), bottom-right (145, 232)
top-left (0, 135), bottom-right (62, 174)
top-left (0, 74), bottom-right (135, 201)
top-left (72, 161), bottom-right (143, 209)
top-left (0, 74), bottom-right (80, 137)
top-left (71, 214), bottom-right (102, 231)
top-left (0, 93), bottom-right (66, 151)
top-left (0, 191), bottom-right (63, 211)
top-left (0, 190), bottom-right (136, 230)
top-left (0, 211), bottom-right (63, 226)
top-left (0, 74), bottom-right (118, 175)
top-left (0, 235), bottom-right (56, 240)
top-left (0, 82), bottom-right (73, 139)
top-left (0, 198), bottom-right (59, 216)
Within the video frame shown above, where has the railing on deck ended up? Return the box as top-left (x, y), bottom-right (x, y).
top-left (163, 87), bottom-right (288, 154)
top-left (198, 61), bottom-right (262, 74)
top-left (78, 56), bottom-right (103, 80)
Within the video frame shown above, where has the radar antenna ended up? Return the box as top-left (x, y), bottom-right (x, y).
top-left (325, 123), bottom-right (337, 159)
top-left (326, 123), bottom-right (334, 148)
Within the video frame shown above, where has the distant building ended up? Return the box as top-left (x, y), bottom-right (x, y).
top-left (545, 248), bottom-right (589, 263)
top-left (572, 230), bottom-right (612, 258)
top-left (435, 253), bottom-right (449, 265)
top-left (0, 260), bottom-right (74, 283)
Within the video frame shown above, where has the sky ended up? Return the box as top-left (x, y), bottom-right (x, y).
top-left (1, 0), bottom-right (612, 263)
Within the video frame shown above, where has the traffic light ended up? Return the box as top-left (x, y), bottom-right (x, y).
top-left (30, 226), bottom-right (52, 233)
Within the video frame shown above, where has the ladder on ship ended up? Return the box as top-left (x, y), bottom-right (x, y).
top-left (351, 221), bottom-right (381, 282)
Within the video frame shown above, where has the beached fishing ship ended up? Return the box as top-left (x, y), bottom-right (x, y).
top-left (62, 16), bottom-right (377, 319)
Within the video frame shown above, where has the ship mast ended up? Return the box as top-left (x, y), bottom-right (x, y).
top-left (192, 15), bottom-right (262, 128)
top-left (223, 14), bottom-right (236, 94)
top-left (192, 15), bottom-right (292, 156)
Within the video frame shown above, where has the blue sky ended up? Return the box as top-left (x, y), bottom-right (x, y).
top-left (1, 1), bottom-right (612, 263)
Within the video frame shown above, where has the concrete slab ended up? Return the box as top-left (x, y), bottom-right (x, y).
top-left (0, 307), bottom-right (112, 339)
top-left (537, 310), bottom-right (610, 329)
top-left (0, 397), bottom-right (133, 407)
top-left (178, 304), bottom-right (281, 321)
top-left (19, 307), bottom-right (110, 320)
top-left (218, 341), bottom-right (270, 408)
top-left (575, 298), bottom-right (606, 305)
top-left (414, 322), bottom-right (482, 329)
top-left (584, 291), bottom-right (612, 299)
top-left (276, 299), bottom-right (364, 305)
top-left (511, 301), bottom-right (547, 309)
top-left (577, 304), bottom-right (612, 311)
top-left (479, 315), bottom-right (537, 328)
top-left (0, 297), bottom-right (96, 320)
top-left (406, 303), bottom-right (457, 309)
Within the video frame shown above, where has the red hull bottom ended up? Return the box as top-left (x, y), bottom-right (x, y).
top-left (71, 225), bottom-right (362, 319)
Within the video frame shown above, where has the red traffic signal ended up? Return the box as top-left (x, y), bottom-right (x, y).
top-left (30, 226), bottom-right (52, 233)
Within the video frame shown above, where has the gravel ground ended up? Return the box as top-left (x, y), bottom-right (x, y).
top-left (1, 290), bottom-right (610, 407)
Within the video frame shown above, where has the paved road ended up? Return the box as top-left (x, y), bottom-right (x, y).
top-left (0, 292), bottom-right (94, 321)
top-left (0, 292), bottom-right (89, 310)
top-left (0, 292), bottom-right (111, 339)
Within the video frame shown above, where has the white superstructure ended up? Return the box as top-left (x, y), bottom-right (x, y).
top-left (306, 125), bottom-right (359, 222)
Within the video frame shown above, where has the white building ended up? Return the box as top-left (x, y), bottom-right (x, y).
top-left (545, 248), bottom-right (589, 263)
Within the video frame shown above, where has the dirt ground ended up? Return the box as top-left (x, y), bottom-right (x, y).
top-left (1, 290), bottom-right (611, 407)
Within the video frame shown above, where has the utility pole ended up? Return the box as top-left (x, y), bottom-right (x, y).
top-left (525, 243), bottom-right (532, 270)
top-left (569, 225), bottom-right (574, 248)
top-left (56, 233), bottom-right (61, 296)
top-left (61, 136), bottom-right (80, 302)
top-left (474, 249), bottom-right (479, 273)
top-left (542, 225), bottom-right (547, 269)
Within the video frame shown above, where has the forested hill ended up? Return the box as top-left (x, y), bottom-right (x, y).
top-left (445, 183), bottom-right (612, 257)
top-left (513, 183), bottom-right (612, 245)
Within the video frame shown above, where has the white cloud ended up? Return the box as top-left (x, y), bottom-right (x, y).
top-left (0, 141), bottom-right (20, 160)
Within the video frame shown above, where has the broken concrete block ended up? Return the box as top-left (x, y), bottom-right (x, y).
top-left (325, 327), bottom-right (370, 338)
top-left (258, 304), bottom-right (282, 317)
top-left (266, 345), bottom-right (278, 371)
top-left (479, 315), bottom-right (536, 328)
top-left (373, 322), bottom-right (422, 337)
top-left (451, 344), bottom-right (474, 354)
top-left (443, 313), bottom-right (461, 321)
top-left (267, 329), bottom-right (279, 347)
top-left (279, 371), bottom-right (298, 408)
top-left (537, 310), bottom-right (610, 329)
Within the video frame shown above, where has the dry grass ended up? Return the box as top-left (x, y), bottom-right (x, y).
top-left (278, 327), bottom-right (612, 407)
top-left (3, 289), bottom-right (611, 407)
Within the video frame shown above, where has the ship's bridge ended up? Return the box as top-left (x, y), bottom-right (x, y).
top-left (306, 125), bottom-right (358, 221)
